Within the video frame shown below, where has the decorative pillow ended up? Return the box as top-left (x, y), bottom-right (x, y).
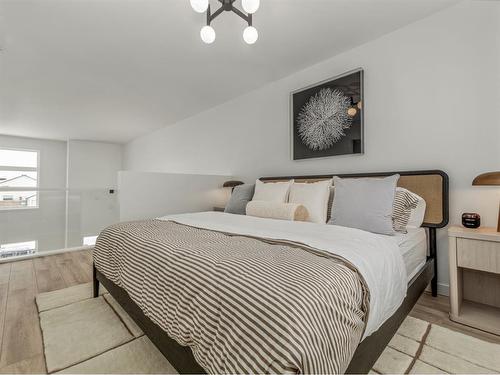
top-left (329, 174), bottom-right (400, 235)
top-left (407, 191), bottom-right (426, 228)
top-left (252, 179), bottom-right (293, 203)
top-left (288, 179), bottom-right (332, 223)
top-left (246, 200), bottom-right (309, 221)
top-left (392, 188), bottom-right (420, 233)
top-left (326, 186), bottom-right (335, 222)
top-left (224, 184), bottom-right (255, 215)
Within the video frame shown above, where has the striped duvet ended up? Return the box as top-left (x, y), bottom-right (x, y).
top-left (93, 219), bottom-right (370, 374)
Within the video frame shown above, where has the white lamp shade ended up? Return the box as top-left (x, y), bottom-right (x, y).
top-left (190, 0), bottom-right (209, 13)
top-left (242, 0), bottom-right (260, 14)
top-left (243, 26), bottom-right (258, 44)
top-left (200, 25), bottom-right (216, 44)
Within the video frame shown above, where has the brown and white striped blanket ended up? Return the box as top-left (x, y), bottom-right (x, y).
top-left (93, 219), bottom-right (370, 374)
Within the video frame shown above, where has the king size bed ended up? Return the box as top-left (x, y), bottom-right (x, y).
top-left (92, 170), bottom-right (449, 374)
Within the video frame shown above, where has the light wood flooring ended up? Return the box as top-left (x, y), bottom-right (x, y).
top-left (0, 250), bottom-right (93, 374)
top-left (0, 250), bottom-right (499, 374)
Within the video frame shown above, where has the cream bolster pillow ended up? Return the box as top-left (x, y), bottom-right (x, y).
top-left (246, 200), bottom-right (309, 222)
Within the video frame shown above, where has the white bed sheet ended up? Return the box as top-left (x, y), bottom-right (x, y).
top-left (392, 228), bottom-right (428, 281)
top-left (158, 211), bottom-right (408, 339)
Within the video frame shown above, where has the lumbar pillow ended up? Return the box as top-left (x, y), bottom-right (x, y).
top-left (246, 200), bottom-right (309, 221)
top-left (224, 184), bottom-right (255, 215)
top-left (288, 179), bottom-right (332, 223)
top-left (252, 179), bottom-right (293, 203)
top-left (392, 188), bottom-right (421, 233)
top-left (329, 174), bottom-right (400, 235)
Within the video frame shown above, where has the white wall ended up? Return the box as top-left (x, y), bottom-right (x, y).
top-left (67, 140), bottom-right (122, 190)
top-left (123, 1), bottom-right (500, 294)
top-left (0, 135), bottom-right (67, 251)
top-left (66, 140), bottom-right (122, 247)
top-left (118, 172), bottom-right (231, 222)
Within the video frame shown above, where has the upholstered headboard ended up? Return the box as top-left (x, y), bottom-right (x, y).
top-left (260, 170), bottom-right (449, 228)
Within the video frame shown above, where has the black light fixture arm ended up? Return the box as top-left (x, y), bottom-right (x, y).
top-left (207, 0), bottom-right (252, 26)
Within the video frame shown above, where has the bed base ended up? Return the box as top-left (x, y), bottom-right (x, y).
top-left (93, 257), bottom-right (434, 374)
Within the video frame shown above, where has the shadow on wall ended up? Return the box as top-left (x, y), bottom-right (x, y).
top-left (117, 171), bottom-right (232, 221)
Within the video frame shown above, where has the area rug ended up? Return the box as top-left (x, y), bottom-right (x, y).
top-left (373, 316), bottom-right (500, 374)
top-left (36, 283), bottom-right (176, 374)
top-left (36, 284), bottom-right (500, 374)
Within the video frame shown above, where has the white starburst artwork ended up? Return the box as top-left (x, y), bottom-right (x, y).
top-left (297, 88), bottom-right (353, 151)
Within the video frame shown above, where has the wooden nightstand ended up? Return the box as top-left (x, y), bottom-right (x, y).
top-left (448, 226), bottom-right (500, 335)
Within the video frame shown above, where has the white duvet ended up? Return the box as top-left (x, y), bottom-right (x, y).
top-left (158, 211), bottom-right (407, 339)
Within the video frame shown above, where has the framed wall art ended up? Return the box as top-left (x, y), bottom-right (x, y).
top-left (291, 69), bottom-right (364, 160)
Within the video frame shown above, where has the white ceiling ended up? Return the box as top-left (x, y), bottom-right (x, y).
top-left (0, 0), bottom-right (458, 143)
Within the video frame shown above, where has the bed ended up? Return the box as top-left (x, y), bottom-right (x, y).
top-left (93, 170), bottom-right (449, 374)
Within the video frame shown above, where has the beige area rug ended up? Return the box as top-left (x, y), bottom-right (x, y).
top-left (36, 283), bottom-right (177, 374)
top-left (37, 284), bottom-right (500, 374)
top-left (372, 316), bottom-right (500, 374)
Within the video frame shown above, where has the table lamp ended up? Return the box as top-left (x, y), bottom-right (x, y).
top-left (472, 171), bottom-right (500, 232)
top-left (222, 180), bottom-right (244, 191)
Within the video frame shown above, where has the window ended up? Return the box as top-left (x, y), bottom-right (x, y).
top-left (0, 148), bottom-right (39, 209)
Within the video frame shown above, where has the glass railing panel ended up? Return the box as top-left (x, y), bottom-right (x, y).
top-left (0, 190), bottom-right (66, 257)
top-left (67, 189), bottom-right (119, 248)
top-left (0, 189), bottom-right (119, 260)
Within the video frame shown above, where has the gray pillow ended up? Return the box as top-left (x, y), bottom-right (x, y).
top-left (328, 174), bottom-right (400, 235)
top-left (224, 184), bottom-right (255, 215)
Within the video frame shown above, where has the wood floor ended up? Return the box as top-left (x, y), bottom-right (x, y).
top-left (0, 250), bottom-right (499, 374)
top-left (0, 250), bottom-right (93, 374)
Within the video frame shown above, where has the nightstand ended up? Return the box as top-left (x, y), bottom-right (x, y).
top-left (448, 226), bottom-right (500, 335)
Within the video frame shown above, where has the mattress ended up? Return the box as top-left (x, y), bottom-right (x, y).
top-left (392, 228), bottom-right (428, 281)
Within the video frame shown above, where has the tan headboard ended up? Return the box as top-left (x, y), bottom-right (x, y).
top-left (260, 170), bottom-right (449, 228)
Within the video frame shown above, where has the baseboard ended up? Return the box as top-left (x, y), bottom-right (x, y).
top-left (425, 282), bottom-right (449, 297)
top-left (437, 282), bottom-right (449, 296)
top-left (0, 245), bottom-right (93, 264)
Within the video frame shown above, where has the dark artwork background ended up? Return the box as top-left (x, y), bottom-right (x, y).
top-left (292, 69), bottom-right (364, 160)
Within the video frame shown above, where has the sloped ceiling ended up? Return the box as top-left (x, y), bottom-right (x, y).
top-left (0, 0), bottom-right (458, 143)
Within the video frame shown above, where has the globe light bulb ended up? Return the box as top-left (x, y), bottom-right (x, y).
top-left (200, 25), bottom-right (216, 44)
top-left (242, 0), bottom-right (260, 14)
top-left (190, 0), bottom-right (209, 13)
top-left (243, 26), bottom-right (258, 44)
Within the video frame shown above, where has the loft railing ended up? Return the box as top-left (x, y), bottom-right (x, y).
top-left (0, 188), bottom-right (118, 261)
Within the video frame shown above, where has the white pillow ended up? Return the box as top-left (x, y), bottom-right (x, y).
top-left (288, 180), bottom-right (332, 223)
top-left (406, 190), bottom-right (426, 228)
top-left (253, 179), bottom-right (293, 203)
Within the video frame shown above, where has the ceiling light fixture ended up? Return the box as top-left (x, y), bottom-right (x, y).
top-left (191, 0), bottom-right (260, 44)
top-left (190, 0), bottom-right (209, 13)
top-left (200, 25), bottom-right (216, 44)
top-left (242, 0), bottom-right (260, 14)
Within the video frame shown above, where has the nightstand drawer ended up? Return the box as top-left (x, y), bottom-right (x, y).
top-left (457, 238), bottom-right (500, 274)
